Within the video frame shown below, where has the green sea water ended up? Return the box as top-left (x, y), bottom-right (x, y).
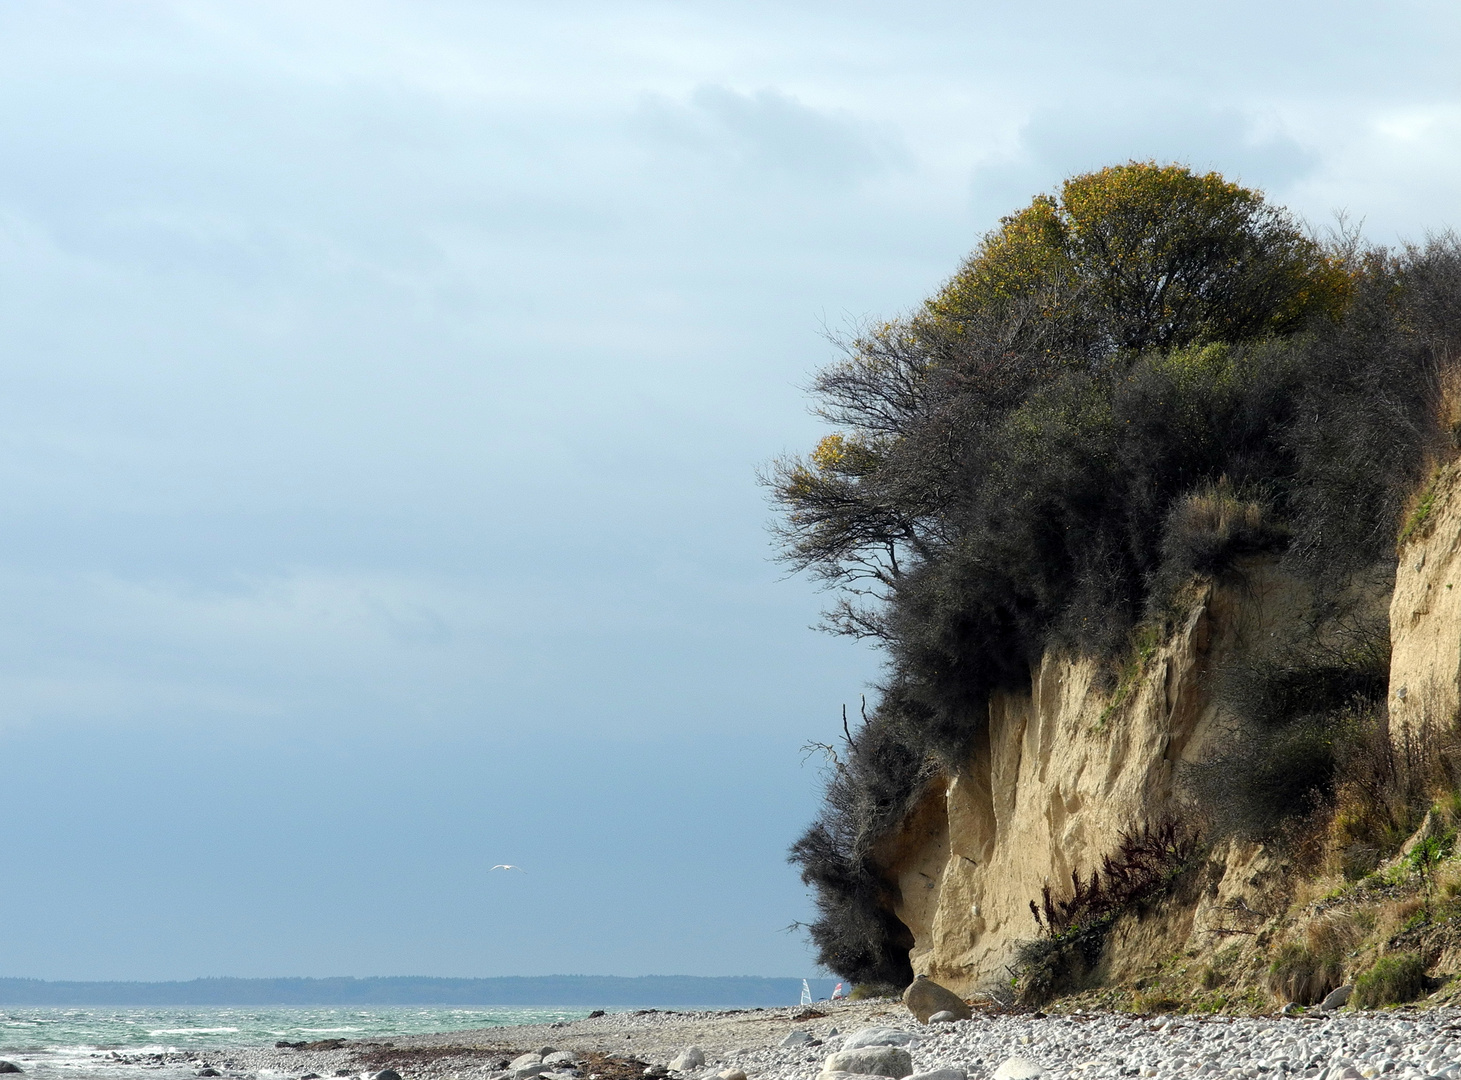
top-left (0, 1006), bottom-right (587, 1079)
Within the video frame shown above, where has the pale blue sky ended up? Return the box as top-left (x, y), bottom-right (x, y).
top-left (0, 1), bottom-right (1457, 980)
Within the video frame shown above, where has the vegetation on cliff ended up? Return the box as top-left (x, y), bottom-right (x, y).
top-left (770, 161), bottom-right (1461, 986)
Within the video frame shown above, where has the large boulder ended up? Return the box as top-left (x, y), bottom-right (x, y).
top-left (820, 1047), bottom-right (913, 1079)
top-left (670, 1049), bottom-right (706, 1071)
top-left (842, 1029), bottom-right (919, 1050)
top-left (908, 1071), bottom-right (965, 1080)
top-left (991, 1060), bottom-right (1045, 1080)
top-left (902, 976), bottom-right (972, 1024)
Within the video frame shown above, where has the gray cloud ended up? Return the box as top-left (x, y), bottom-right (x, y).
top-left (631, 84), bottom-right (904, 187)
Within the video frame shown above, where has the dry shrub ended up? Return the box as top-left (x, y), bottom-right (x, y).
top-left (1309, 913), bottom-right (1363, 960)
top-left (1267, 943), bottom-right (1340, 1005)
top-left (1429, 354), bottom-right (1461, 457)
top-left (1266, 915), bottom-right (1358, 1004)
top-left (1148, 480), bottom-right (1288, 615)
top-left (1016, 820), bottom-right (1199, 1004)
top-left (1185, 626), bottom-right (1392, 842)
top-left (1353, 951), bottom-right (1427, 1008)
top-left (1378, 897), bottom-right (1427, 942)
top-left (1328, 711), bottom-right (1461, 878)
top-left (1029, 820), bottom-right (1198, 935)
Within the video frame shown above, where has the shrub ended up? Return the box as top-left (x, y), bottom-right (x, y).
top-left (1015, 821), bottom-right (1198, 1003)
top-left (847, 982), bottom-right (902, 1000)
top-left (1352, 952), bottom-right (1427, 1008)
top-left (1184, 630), bottom-right (1393, 840)
top-left (1266, 916), bottom-right (1357, 1004)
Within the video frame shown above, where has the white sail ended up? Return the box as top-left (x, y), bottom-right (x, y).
top-left (800, 979), bottom-right (812, 1006)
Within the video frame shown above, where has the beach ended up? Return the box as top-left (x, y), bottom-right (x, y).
top-left (66, 1000), bottom-right (1461, 1080)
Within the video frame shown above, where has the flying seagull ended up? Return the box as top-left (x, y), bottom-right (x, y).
top-left (490, 864), bottom-right (526, 873)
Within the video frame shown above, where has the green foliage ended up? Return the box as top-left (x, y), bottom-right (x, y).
top-left (774, 163), bottom-right (1461, 983)
top-left (923, 162), bottom-right (1351, 357)
top-left (1399, 474), bottom-right (1440, 548)
top-left (1352, 952), bottom-right (1427, 1008)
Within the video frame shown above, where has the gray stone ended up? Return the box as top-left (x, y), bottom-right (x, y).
top-left (779, 1032), bottom-right (814, 1048)
top-left (902, 976), bottom-right (972, 1024)
top-left (671, 1049), bottom-right (706, 1071)
top-left (543, 1054), bottom-right (577, 1068)
top-left (196, 1072), bottom-right (218, 1078)
top-left (513, 1067), bottom-right (549, 1080)
top-left (820, 1047), bottom-right (913, 1079)
top-left (991, 1059), bottom-right (1045, 1080)
top-left (538, 1049), bottom-right (557, 1059)
top-left (0, 1067), bottom-right (21, 1076)
top-left (827, 1029), bottom-right (839, 1036)
top-left (1319, 985), bottom-right (1354, 1012)
top-left (372, 1072), bottom-right (403, 1080)
top-left (1281, 1002), bottom-right (1305, 1016)
top-left (511, 1057), bottom-right (544, 1072)
top-left (842, 1029), bottom-right (919, 1050)
top-left (928, 1011), bottom-right (959, 1024)
top-left (908, 1071), bottom-right (966, 1080)
top-left (717, 1072), bottom-right (747, 1080)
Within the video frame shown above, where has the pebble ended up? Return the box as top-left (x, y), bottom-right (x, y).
top-left (752, 1007), bottom-right (1461, 1080)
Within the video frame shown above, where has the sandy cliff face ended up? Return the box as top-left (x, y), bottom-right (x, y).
top-left (1391, 460), bottom-right (1461, 743)
top-left (869, 564), bottom-right (1328, 994)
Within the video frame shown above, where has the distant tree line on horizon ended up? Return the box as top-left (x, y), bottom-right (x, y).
top-left (0, 975), bottom-right (834, 1008)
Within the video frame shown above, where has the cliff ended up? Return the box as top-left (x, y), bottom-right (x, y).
top-left (866, 510), bottom-right (1453, 998)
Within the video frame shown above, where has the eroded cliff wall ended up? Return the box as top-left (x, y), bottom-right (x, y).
top-left (1391, 459), bottom-right (1461, 742)
top-left (869, 561), bottom-right (1361, 994)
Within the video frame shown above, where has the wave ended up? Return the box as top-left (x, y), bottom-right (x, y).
top-left (147, 1029), bottom-right (240, 1036)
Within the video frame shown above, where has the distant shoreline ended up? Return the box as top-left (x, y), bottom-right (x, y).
top-left (0, 975), bottom-right (837, 1008)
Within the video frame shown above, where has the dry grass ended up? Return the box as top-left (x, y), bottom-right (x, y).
top-left (1265, 914), bottom-right (1359, 1005)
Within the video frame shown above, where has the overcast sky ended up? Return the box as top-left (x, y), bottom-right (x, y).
top-left (0, 1), bottom-right (1457, 983)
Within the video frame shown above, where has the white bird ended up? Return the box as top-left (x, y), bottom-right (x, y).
top-left (490, 864), bottom-right (527, 873)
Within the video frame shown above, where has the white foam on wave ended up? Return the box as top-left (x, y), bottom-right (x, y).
top-left (147, 1029), bottom-right (239, 1036)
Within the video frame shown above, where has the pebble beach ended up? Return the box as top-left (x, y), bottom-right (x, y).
top-left (95, 1001), bottom-right (1461, 1080)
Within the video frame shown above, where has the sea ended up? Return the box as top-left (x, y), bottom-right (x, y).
top-left (0, 1006), bottom-right (588, 1080)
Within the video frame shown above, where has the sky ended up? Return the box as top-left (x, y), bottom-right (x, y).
top-left (0, 0), bottom-right (1458, 983)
